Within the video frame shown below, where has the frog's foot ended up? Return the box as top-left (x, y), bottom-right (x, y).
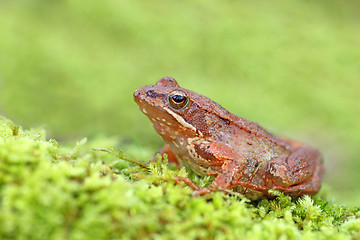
top-left (230, 180), bottom-right (290, 198)
top-left (174, 177), bottom-right (218, 196)
top-left (231, 181), bottom-right (271, 193)
top-left (174, 176), bottom-right (199, 190)
top-left (192, 187), bottom-right (213, 196)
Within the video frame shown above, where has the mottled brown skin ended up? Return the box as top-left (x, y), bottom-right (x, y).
top-left (133, 77), bottom-right (324, 199)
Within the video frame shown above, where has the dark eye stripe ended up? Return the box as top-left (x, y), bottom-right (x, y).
top-left (146, 90), bottom-right (158, 98)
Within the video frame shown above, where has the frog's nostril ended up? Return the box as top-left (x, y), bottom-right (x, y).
top-left (133, 89), bottom-right (142, 101)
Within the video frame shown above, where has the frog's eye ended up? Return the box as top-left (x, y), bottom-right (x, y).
top-left (168, 90), bottom-right (189, 109)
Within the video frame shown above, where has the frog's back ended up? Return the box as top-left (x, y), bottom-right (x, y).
top-left (186, 90), bottom-right (283, 141)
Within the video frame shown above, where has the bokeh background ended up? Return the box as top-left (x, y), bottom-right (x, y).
top-left (0, 0), bottom-right (359, 206)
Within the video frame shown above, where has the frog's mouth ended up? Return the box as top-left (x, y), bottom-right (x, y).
top-left (133, 85), bottom-right (175, 123)
top-left (134, 85), bottom-right (198, 138)
top-left (134, 85), bottom-right (164, 112)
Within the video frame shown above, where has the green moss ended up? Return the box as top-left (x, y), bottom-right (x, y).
top-left (0, 116), bottom-right (359, 239)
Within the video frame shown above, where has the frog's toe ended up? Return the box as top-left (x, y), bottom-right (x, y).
top-left (192, 187), bottom-right (213, 197)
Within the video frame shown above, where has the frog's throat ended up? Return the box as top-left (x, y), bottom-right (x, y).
top-left (163, 106), bottom-right (203, 137)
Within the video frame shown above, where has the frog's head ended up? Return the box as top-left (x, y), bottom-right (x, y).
top-left (134, 77), bottom-right (208, 140)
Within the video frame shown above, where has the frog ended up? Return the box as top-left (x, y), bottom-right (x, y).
top-left (133, 77), bottom-right (324, 199)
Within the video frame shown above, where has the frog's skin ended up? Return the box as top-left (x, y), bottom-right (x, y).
top-left (133, 77), bottom-right (324, 199)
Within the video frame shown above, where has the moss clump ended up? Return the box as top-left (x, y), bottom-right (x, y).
top-left (0, 116), bottom-right (359, 240)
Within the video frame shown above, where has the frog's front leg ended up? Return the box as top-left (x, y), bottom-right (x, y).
top-left (176, 142), bottom-right (247, 196)
top-left (176, 160), bottom-right (247, 196)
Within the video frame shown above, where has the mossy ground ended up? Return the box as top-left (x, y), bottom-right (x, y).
top-left (1, 117), bottom-right (359, 240)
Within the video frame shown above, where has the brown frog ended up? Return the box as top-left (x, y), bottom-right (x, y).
top-left (133, 77), bottom-right (324, 199)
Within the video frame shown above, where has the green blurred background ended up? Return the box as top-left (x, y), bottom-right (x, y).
top-left (0, 0), bottom-right (359, 206)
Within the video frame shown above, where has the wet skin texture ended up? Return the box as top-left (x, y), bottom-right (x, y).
top-left (134, 77), bottom-right (324, 199)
